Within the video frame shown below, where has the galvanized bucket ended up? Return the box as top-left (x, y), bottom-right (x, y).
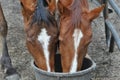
top-left (31, 57), bottom-right (96, 80)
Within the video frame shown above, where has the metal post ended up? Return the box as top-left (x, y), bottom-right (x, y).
top-left (91, 0), bottom-right (120, 51)
top-left (105, 19), bottom-right (120, 50)
top-left (109, 0), bottom-right (120, 18)
top-left (109, 35), bottom-right (115, 52)
top-left (102, 0), bottom-right (111, 47)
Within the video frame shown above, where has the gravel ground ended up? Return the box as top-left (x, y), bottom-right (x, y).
top-left (0, 0), bottom-right (120, 80)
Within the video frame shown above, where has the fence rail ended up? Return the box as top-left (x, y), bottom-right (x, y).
top-left (109, 0), bottom-right (120, 18)
top-left (105, 19), bottom-right (120, 49)
top-left (92, 0), bottom-right (120, 52)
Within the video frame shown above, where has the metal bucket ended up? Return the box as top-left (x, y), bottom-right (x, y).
top-left (31, 57), bottom-right (96, 80)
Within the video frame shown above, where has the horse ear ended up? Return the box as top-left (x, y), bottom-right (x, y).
top-left (46, 0), bottom-right (56, 15)
top-left (88, 4), bottom-right (105, 21)
top-left (20, 0), bottom-right (36, 12)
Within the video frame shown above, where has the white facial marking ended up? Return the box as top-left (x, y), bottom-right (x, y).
top-left (38, 28), bottom-right (51, 72)
top-left (70, 29), bottom-right (83, 73)
top-left (56, 0), bottom-right (58, 4)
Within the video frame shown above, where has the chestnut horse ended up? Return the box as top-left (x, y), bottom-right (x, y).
top-left (20, 0), bottom-right (58, 72)
top-left (58, 0), bottom-right (104, 73)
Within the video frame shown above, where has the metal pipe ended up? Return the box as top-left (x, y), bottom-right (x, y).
top-left (105, 19), bottom-right (120, 50)
top-left (109, 0), bottom-right (120, 18)
top-left (109, 35), bottom-right (115, 52)
top-left (103, 0), bottom-right (111, 47)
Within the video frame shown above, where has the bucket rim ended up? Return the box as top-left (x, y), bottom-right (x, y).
top-left (31, 58), bottom-right (96, 77)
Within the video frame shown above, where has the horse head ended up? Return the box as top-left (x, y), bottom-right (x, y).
top-left (21, 0), bottom-right (58, 72)
top-left (58, 0), bottom-right (104, 73)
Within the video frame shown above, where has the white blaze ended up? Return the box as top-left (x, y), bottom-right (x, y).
top-left (70, 29), bottom-right (83, 73)
top-left (56, 0), bottom-right (59, 5)
top-left (38, 28), bottom-right (51, 72)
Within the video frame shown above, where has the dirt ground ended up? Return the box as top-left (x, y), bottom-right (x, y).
top-left (0, 0), bottom-right (120, 80)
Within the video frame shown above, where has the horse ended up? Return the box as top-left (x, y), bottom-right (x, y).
top-left (20, 0), bottom-right (58, 72)
top-left (0, 0), bottom-right (104, 79)
top-left (58, 0), bottom-right (104, 73)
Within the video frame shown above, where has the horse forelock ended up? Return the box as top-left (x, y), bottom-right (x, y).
top-left (31, 0), bottom-right (55, 26)
top-left (69, 0), bottom-right (89, 28)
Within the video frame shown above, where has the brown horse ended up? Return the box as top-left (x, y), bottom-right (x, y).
top-left (58, 0), bottom-right (104, 73)
top-left (20, 0), bottom-right (58, 72)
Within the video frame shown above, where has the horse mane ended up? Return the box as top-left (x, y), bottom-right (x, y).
top-left (69, 0), bottom-right (89, 28)
top-left (31, 0), bottom-right (55, 26)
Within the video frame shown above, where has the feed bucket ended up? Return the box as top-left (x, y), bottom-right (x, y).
top-left (31, 57), bottom-right (96, 80)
